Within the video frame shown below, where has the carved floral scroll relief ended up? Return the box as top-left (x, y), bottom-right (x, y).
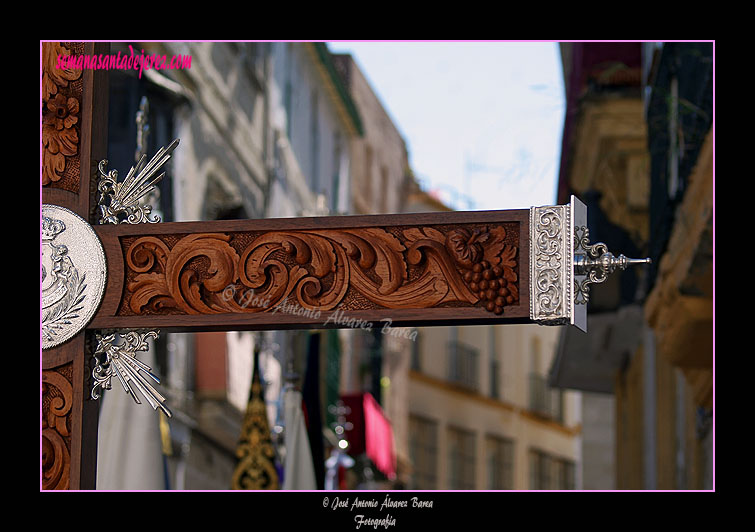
top-left (42, 366), bottom-right (73, 490)
top-left (118, 224), bottom-right (520, 318)
top-left (42, 42), bottom-right (83, 189)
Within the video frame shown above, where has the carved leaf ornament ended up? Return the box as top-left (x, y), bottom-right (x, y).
top-left (122, 225), bottom-right (519, 317)
top-left (42, 42), bottom-right (82, 186)
top-left (42, 368), bottom-right (73, 490)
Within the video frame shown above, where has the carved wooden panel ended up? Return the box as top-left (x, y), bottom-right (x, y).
top-left (41, 41), bottom-right (109, 491)
top-left (42, 41), bottom-right (109, 221)
top-left (41, 364), bottom-right (73, 490)
top-left (41, 334), bottom-right (99, 491)
top-left (42, 42), bottom-right (84, 192)
top-left (92, 211), bottom-right (530, 332)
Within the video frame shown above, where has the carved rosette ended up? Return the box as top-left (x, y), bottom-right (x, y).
top-left (119, 224), bottom-right (520, 318)
top-left (529, 204), bottom-right (571, 325)
top-left (41, 366), bottom-right (73, 490)
top-left (42, 42), bottom-right (83, 189)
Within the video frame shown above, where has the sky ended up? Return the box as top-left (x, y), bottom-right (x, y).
top-left (326, 41), bottom-right (566, 212)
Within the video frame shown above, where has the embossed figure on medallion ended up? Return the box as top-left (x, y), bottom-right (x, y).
top-left (120, 224), bottom-right (519, 318)
top-left (41, 205), bottom-right (107, 350)
top-left (42, 216), bottom-right (86, 344)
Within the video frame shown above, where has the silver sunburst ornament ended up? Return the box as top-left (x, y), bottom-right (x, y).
top-left (97, 138), bottom-right (179, 225)
top-left (92, 330), bottom-right (172, 417)
top-left (88, 137), bottom-right (180, 416)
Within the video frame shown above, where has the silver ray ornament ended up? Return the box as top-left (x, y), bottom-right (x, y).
top-left (92, 330), bottom-right (172, 418)
top-left (97, 138), bottom-right (179, 225)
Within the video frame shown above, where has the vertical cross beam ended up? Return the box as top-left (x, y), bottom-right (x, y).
top-left (41, 41), bottom-right (109, 490)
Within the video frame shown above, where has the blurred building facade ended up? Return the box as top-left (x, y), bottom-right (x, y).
top-left (330, 53), bottom-right (412, 216)
top-left (552, 42), bottom-right (713, 490)
top-left (408, 321), bottom-right (582, 490)
top-left (96, 40), bottom-right (586, 491)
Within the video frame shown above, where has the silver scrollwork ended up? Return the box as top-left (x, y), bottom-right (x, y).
top-left (530, 203), bottom-right (571, 325)
top-left (97, 139), bottom-right (179, 225)
top-left (529, 196), bottom-right (648, 331)
top-left (92, 330), bottom-right (172, 418)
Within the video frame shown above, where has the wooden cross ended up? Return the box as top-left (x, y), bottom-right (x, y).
top-left (41, 42), bottom-right (647, 490)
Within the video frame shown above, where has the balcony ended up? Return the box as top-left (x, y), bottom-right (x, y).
top-left (529, 373), bottom-right (564, 422)
top-left (447, 341), bottom-right (479, 391)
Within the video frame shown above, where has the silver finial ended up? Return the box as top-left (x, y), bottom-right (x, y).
top-left (573, 226), bottom-right (651, 304)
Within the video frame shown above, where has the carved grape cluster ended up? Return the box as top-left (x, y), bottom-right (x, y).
top-left (445, 226), bottom-right (518, 316)
top-left (462, 260), bottom-right (513, 315)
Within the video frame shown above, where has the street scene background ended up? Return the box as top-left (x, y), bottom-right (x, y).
top-left (82, 41), bottom-right (713, 491)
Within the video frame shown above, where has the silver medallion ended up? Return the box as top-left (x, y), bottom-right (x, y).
top-left (42, 204), bottom-right (107, 349)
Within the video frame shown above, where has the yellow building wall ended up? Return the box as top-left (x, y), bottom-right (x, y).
top-left (408, 323), bottom-right (581, 490)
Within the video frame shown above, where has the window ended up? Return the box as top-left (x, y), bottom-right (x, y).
top-left (380, 165), bottom-right (389, 212)
top-left (528, 333), bottom-right (565, 422)
top-left (107, 69), bottom-right (179, 223)
top-left (668, 75), bottom-right (680, 198)
top-left (310, 89), bottom-right (320, 193)
top-left (529, 374), bottom-right (566, 422)
top-left (363, 145), bottom-right (373, 209)
top-left (284, 82), bottom-right (293, 138)
top-left (529, 373), bottom-right (548, 414)
top-left (284, 43), bottom-right (293, 139)
top-left (408, 415), bottom-right (438, 489)
top-left (529, 449), bottom-right (575, 490)
top-left (555, 458), bottom-right (575, 490)
top-left (331, 131), bottom-right (341, 212)
top-left (447, 426), bottom-right (476, 490)
top-left (490, 358), bottom-right (500, 399)
top-left (410, 330), bottom-right (421, 371)
top-left (447, 340), bottom-right (479, 391)
top-left (486, 435), bottom-right (513, 490)
top-left (552, 388), bottom-right (564, 423)
top-left (529, 449), bottom-right (551, 490)
top-left (356, 329), bottom-right (383, 405)
top-left (489, 328), bottom-right (499, 399)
